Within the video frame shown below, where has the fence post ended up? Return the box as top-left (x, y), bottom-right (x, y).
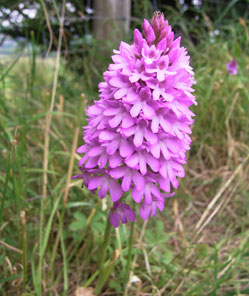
top-left (93, 0), bottom-right (131, 45)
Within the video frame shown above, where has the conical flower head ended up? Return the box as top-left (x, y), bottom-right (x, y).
top-left (151, 11), bottom-right (169, 43)
top-left (75, 12), bottom-right (196, 226)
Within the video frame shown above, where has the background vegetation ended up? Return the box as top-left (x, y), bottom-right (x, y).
top-left (0, 0), bottom-right (249, 295)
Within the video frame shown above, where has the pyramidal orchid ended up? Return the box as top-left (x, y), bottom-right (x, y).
top-left (75, 12), bottom-right (197, 228)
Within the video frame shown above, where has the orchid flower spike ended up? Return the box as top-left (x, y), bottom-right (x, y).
top-left (74, 12), bottom-right (196, 226)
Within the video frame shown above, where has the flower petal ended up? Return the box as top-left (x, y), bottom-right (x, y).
top-left (130, 101), bottom-right (142, 117)
top-left (106, 139), bottom-right (120, 155)
top-left (132, 171), bottom-right (145, 190)
top-left (145, 185), bottom-right (152, 204)
top-left (103, 107), bottom-right (120, 116)
top-left (77, 145), bottom-right (87, 153)
top-left (139, 154), bottom-right (147, 175)
top-left (99, 131), bottom-right (115, 141)
top-left (120, 139), bottom-right (133, 158)
top-left (151, 116), bottom-right (159, 133)
top-left (125, 153), bottom-right (139, 168)
top-left (158, 176), bottom-right (171, 192)
top-left (161, 92), bottom-right (174, 102)
top-left (122, 174), bottom-right (132, 191)
top-left (153, 88), bottom-right (161, 100)
top-left (125, 207), bottom-right (136, 222)
top-left (133, 127), bottom-right (144, 147)
top-left (109, 211), bottom-right (120, 228)
top-left (98, 153), bottom-right (108, 168)
top-left (109, 76), bottom-right (127, 88)
top-left (114, 88), bottom-right (129, 99)
top-left (85, 156), bottom-right (98, 168)
top-left (88, 146), bottom-right (105, 157)
top-left (150, 143), bottom-right (160, 159)
top-left (110, 166), bottom-right (127, 179)
top-left (140, 201), bottom-right (151, 220)
top-left (98, 181), bottom-right (109, 198)
top-left (157, 70), bottom-right (165, 82)
top-left (122, 113), bottom-right (134, 128)
top-left (123, 89), bottom-right (138, 103)
top-left (129, 73), bottom-right (140, 83)
top-left (109, 114), bottom-right (122, 128)
top-left (109, 180), bottom-right (122, 202)
top-left (109, 153), bottom-right (122, 168)
top-left (88, 176), bottom-right (104, 190)
top-left (157, 38), bottom-right (167, 51)
top-left (131, 187), bottom-right (144, 203)
top-left (143, 19), bottom-right (156, 44)
top-left (142, 103), bottom-right (155, 118)
top-left (147, 154), bottom-right (159, 172)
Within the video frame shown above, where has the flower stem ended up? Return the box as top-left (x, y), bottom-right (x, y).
top-left (94, 216), bottom-right (112, 295)
top-left (99, 216), bottom-right (112, 269)
top-left (124, 218), bottom-right (135, 289)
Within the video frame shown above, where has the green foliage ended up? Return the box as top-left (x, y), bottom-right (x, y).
top-left (145, 220), bottom-right (170, 245)
top-left (69, 212), bottom-right (87, 231)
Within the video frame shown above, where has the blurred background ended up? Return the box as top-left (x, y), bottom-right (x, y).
top-left (0, 0), bottom-right (249, 295)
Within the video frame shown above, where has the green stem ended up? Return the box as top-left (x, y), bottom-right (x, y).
top-left (125, 219), bottom-right (135, 286)
top-left (37, 194), bottom-right (45, 295)
top-left (94, 217), bottom-right (112, 295)
top-left (99, 217), bottom-right (112, 269)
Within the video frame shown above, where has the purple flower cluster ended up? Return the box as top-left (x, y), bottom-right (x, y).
top-left (75, 12), bottom-right (196, 227)
top-left (109, 202), bottom-right (136, 228)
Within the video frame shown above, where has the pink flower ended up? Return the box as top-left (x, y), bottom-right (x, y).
top-left (146, 55), bottom-right (177, 82)
top-left (140, 196), bottom-right (164, 220)
top-left (226, 59), bottom-right (238, 75)
top-left (146, 79), bottom-right (174, 101)
top-left (138, 176), bottom-right (175, 220)
top-left (126, 60), bottom-right (152, 83)
top-left (88, 172), bottom-right (122, 202)
top-left (72, 167), bottom-right (92, 187)
top-left (109, 75), bottom-right (133, 100)
top-left (103, 105), bottom-right (134, 129)
top-left (142, 19), bottom-right (156, 45)
top-left (110, 166), bottom-right (145, 192)
top-left (109, 202), bottom-right (136, 228)
top-left (125, 150), bottom-right (160, 175)
top-left (142, 44), bottom-right (160, 65)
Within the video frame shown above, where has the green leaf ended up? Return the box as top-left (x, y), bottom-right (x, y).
top-left (65, 202), bottom-right (89, 208)
top-left (73, 212), bottom-right (87, 222)
top-left (156, 220), bottom-right (164, 239)
top-left (163, 249), bottom-right (174, 264)
top-left (69, 212), bottom-right (87, 231)
top-left (145, 229), bottom-right (156, 243)
top-left (109, 279), bottom-right (122, 292)
top-left (69, 221), bottom-right (85, 231)
top-left (196, 243), bottom-right (209, 259)
top-left (0, 274), bottom-right (22, 284)
top-left (157, 235), bottom-right (170, 244)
